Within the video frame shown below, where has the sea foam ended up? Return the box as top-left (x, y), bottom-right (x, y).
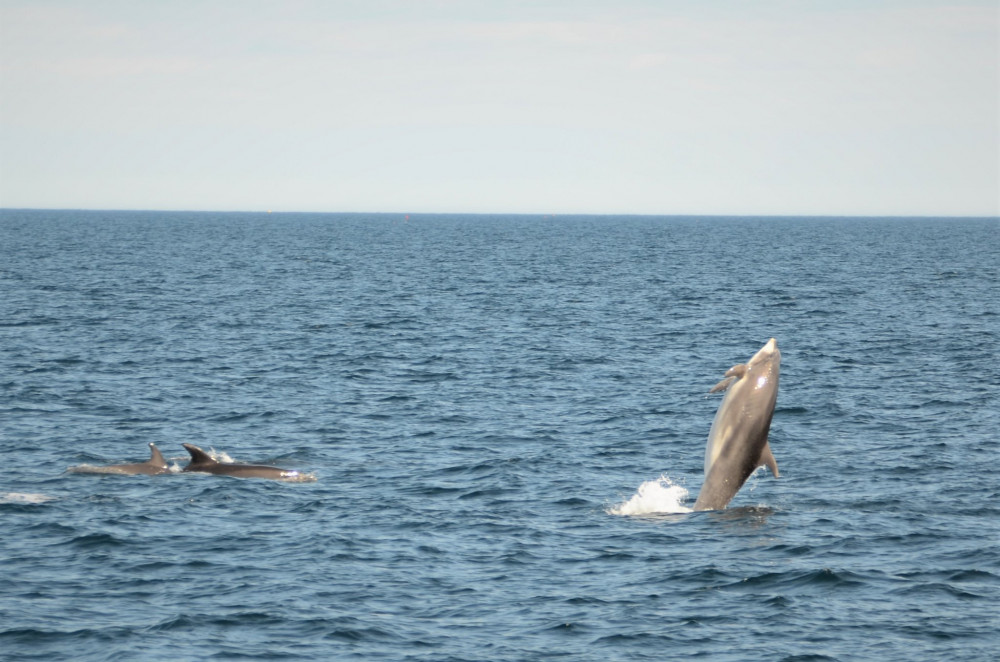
top-left (608, 476), bottom-right (693, 516)
top-left (0, 492), bottom-right (56, 504)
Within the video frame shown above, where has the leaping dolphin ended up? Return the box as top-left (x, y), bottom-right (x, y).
top-left (67, 442), bottom-right (171, 476)
top-left (693, 338), bottom-right (781, 511)
top-left (181, 443), bottom-right (312, 481)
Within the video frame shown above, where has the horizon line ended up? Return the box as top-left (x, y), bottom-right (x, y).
top-left (2, 207), bottom-right (997, 220)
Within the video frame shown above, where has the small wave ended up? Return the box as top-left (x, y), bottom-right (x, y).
top-left (63, 532), bottom-right (127, 549)
top-left (67, 464), bottom-right (141, 475)
top-left (608, 476), bottom-right (692, 516)
top-left (0, 492), bottom-right (56, 504)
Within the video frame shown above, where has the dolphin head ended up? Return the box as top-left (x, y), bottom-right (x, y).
top-left (747, 338), bottom-right (780, 390)
top-left (749, 337), bottom-right (779, 366)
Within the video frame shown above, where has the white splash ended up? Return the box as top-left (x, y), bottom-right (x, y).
top-left (608, 476), bottom-right (693, 516)
top-left (1, 492), bottom-right (56, 504)
top-left (206, 448), bottom-right (235, 463)
top-left (276, 470), bottom-right (319, 483)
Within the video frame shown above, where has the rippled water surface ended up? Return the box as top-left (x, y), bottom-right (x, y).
top-left (1, 210), bottom-right (998, 661)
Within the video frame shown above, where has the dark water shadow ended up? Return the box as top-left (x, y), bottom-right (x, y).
top-left (704, 505), bottom-right (777, 528)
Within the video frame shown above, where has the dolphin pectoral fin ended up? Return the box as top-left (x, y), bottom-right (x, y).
top-left (709, 377), bottom-right (735, 393)
top-left (709, 364), bottom-right (748, 393)
top-left (725, 364), bottom-right (748, 379)
top-left (758, 441), bottom-right (779, 477)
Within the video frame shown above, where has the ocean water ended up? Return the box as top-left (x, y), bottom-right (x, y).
top-left (1, 210), bottom-right (997, 661)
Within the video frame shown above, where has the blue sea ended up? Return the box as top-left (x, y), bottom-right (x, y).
top-left (1, 210), bottom-right (997, 661)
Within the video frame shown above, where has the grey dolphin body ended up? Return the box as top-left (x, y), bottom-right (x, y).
top-left (68, 442), bottom-right (171, 475)
top-left (693, 338), bottom-right (781, 511)
top-left (181, 443), bottom-right (305, 481)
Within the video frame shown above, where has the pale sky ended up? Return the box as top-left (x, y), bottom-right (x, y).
top-left (1, 0), bottom-right (997, 215)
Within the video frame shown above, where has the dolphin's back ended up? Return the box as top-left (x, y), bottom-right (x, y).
top-left (67, 442), bottom-right (171, 476)
top-left (181, 443), bottom-right (308, 481)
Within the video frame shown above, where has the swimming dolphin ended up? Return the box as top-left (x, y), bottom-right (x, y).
top-left (693, 338), bottom-right (781, 511)
top-left (67, 442), bottom-right (171, 475)
top-left (181, 443), bottom-right (310, 481)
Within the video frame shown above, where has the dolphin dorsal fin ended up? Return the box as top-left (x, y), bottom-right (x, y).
top-left (758, 441), bottom-right (780, 477)
top-left (183, 444), bottom-right (217, 466)
top-left (148, 443), bottom-right (167, 468)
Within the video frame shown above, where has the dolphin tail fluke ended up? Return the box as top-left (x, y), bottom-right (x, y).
top-left (758, 441), bottom-right (779, 477)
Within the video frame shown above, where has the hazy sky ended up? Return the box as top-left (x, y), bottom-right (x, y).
top-left (1, 1), bottom-right (997, 215)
